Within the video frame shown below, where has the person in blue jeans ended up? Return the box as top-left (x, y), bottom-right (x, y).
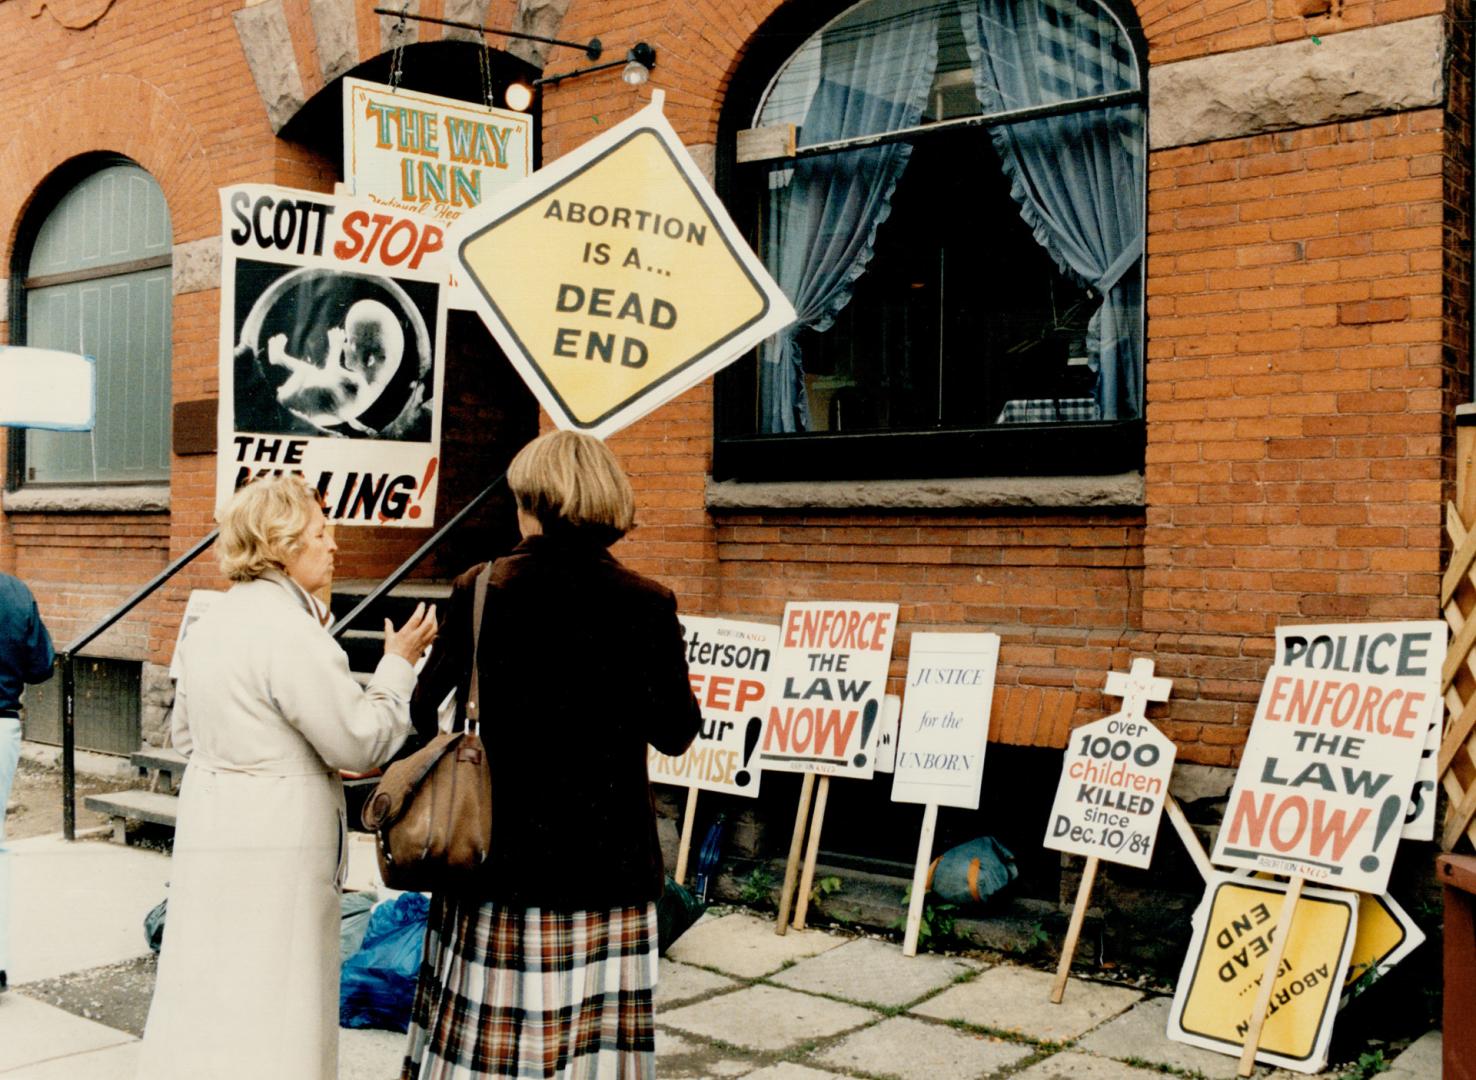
top-left (0, 572), bottom-right (55, 994)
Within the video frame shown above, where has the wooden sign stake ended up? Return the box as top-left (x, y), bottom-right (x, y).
top-left (775, 771), bottom-right (816, 936)
top-left (902, 803), bottom-right (940, 956)
top-left (1164, 794), bottom-right (1214, 883)
top-left (673, 787), bottom-right (699, 885)
top-left (1048, 658), bottom-right (1171, 1002)
top-left (1237, 874), bottom-right (1305, 1076)
top-left (1050, 855), bottom-right (1100, 1003)
top-left (792, 775), bottom-right (832, 930)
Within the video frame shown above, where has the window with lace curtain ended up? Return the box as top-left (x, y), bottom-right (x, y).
top-left (714, 0), bottom-right (1146, 481)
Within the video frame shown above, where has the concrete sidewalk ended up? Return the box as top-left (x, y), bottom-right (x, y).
top-left (0, 831), bottom-right (1442, 1078)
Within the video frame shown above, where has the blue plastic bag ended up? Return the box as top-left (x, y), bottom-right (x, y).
top-left (926, 837), bottom-right (1018, 906)
top-left (339, 891), bottom-right (429, 1031)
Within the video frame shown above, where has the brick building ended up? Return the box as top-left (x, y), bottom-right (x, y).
top-left (0, 0), bottom-right (1466, 940)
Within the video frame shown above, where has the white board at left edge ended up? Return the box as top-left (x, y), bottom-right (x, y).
top-left (0, 347), bottom-right (95, 430)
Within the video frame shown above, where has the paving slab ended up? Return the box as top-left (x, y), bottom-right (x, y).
top-left (656, 958), bottom-right (741, 1008)
top-left (1011, 1049), bottom-right (1173, 1079)
top-left (911, 965), bottom-right (1141, 1043)
top-left (1383, 1030), bottom-right (1441, 1079)
top-left (744, 1065), bottom-right (853, 1080)
top-left (661, 984), bottom-right (879, 1052)
top-left (665, 911), bottom-right (846, 978)
top-left (1, 1039), bottom-right (140, 1079)
top-left (1077, 995), bottom-right (1244, 1079)
top-left (770, 936), bottom-right (981, 1008)
top-left (814, 1014), bottom-right (1034, 1080)
top-left (10, 834), bottom-right (172, 984)
top-left (339, 1025), bottom-right (406, 1079)
top-left (0, 993), bottom-right (135, 1071)
top-left (654, 1027), bottom-right (756, 1078)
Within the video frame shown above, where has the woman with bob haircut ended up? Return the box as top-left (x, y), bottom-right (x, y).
top-left (139, 474), bottom-right (437, 1079)
top-left (401, 430), bottom-right (701, 1080)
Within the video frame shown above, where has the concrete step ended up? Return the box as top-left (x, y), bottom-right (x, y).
top-left (83, 789), bottom-right (179, 843)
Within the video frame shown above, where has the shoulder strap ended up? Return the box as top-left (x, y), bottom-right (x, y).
top-left (464, 563), bottom-right (491, 727)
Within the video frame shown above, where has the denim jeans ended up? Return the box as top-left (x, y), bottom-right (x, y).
top-left (0, 717), bottom-right (21, 973)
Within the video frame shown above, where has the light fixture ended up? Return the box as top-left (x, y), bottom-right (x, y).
top-left (621, 43), bottom-right (657, 86)
top-left (504, 80), bottom-right (534, 112)
top-left (535, 42), bottom-right (657, 88)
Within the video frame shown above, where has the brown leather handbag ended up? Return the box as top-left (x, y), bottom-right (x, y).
top-left (361, 566), bottom-right (492, 892)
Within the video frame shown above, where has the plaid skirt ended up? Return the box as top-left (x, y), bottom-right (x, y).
top-left (400, 896), bottom-right (658, 1080)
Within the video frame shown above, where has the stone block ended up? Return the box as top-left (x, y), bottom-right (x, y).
top-left (815, 1015), bottom-right (1033, 1080)
top-left (911, 966), bottom-right (1141, 1043)
top-left (770, 937), bottom-right (981, 1008)
top-left (665, 911), bottom-right (845, 978)
top-left (660, 984), bottom-right (878, 1052)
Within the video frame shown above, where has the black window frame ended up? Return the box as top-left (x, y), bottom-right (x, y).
top-left (713, 0), bottom-right (1149, 483)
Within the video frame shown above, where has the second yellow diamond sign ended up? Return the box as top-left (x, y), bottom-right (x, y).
top-left (450, 93), bottom-right (796, 438)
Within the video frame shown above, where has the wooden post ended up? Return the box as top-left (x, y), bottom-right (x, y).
top-left (775, 771), bottom-right (816, 936)
top-left (1049, 856), bottom-right (1099, 1003)
top-left (902, 803), bottom-right (939, 957)
top-left (1237, 875), bottom-right (1305, 1076)
top-left (792, 775), bottom-right (831, 930)
top-left (1164, 795), bottom-right (1213, 883)
top-left (673, 788), bottom-right (699, 885)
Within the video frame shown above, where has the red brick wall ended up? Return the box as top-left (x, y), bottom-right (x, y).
top-left (0, 0), bottom-right (1464, 771)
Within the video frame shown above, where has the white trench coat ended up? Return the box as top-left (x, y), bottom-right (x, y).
top-left (137, 571), bottom-right (414, 1080)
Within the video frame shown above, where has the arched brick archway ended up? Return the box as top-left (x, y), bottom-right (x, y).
top-left (0, 72), bottom-right (214, 262)
top-left (234, 0), bottom-right (576, 134)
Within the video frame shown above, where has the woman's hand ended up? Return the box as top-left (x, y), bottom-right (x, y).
top-left (384, 602), bottom-right (438, 665)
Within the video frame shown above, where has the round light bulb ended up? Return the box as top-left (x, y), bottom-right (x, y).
top-left (622, 60), bottom-right (649, 86)
top-left (505, 81), bottom-right (534, 112)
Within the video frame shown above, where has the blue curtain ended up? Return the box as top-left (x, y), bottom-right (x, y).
top-left (958, 0), bottom-right (1145, 420)
top-left (758, 0), bottom-right (945, 433)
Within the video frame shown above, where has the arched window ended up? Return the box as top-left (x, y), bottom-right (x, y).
top-left (14, 161), bottom-right (172, 485)
top-left (716, 0), bottom-right (1146, 481)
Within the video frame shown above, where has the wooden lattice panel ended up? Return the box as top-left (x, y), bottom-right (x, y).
top-left (1440, 499), bottom-right (1476, 850)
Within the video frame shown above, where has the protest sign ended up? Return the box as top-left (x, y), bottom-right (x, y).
top-left (1213, 622), bottom-right (1439, 893)
top-left (891, 633), bottom-right (999, 809)
top-left (342, 78), bottom-right (532, 225)
top-left (450, 91), bottom-right (795, 438)
top-left (1043, 662), bottom-right (1175, 870)
top-left (0, 347), bottom-right (94, 430)
top-left (649, 616), bottom-right (776, 796)
top-left (872, 695), bottom-right (901, 774)
top-left (760, 600), bottom-right (899, 780)
top-left (1341, 888), bottom-right (1425, 1006)
top-left (1168, 874), bottom-right (1357, 1073)
top-left (216, 184), bottom-right (448, 526)
top-left (1274, 622), bottom-right (1444, 842)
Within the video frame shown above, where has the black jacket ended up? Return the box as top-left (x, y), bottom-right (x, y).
top-left (411, 533), bottom-right (701, 909)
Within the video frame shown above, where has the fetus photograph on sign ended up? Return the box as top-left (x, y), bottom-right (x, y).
top-left (231, 261), bottom-right (438, 442)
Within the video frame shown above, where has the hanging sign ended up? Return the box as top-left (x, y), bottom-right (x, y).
top-left (1274, 622), bottom-right (1444, 842)
top-left (649, 616), bottom-right (777, 796)
top-left (342, 78), bottom-right (532, 224)
top-left (449, 91), bottom-right (796, 438)
top-left (890, 632), bottom-right (999, 809)
top-left (216, 184), bottom-right (448, 526)
top-left (0, 347), bottom-right (94, 430)
top-left (759, 600), bottom-right (898, 779)
top-left (1168, 874), bottom-right (1357, 1073)
top-left (1212, 622), bottom-right (1440, 893)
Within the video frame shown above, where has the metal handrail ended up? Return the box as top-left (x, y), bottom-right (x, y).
top-left (59, 474), bottom-right (508, 839)
top-left (59, 527), bottom-right (219, 840)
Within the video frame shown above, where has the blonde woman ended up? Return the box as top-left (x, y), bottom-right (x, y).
top-left (402, 431), bottom-right (701, 1080)
top-left (139, 475), bottom-right (437, 1079)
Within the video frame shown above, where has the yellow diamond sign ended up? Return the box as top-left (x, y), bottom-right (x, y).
top-left (451, 93), bottom-right (795, 438)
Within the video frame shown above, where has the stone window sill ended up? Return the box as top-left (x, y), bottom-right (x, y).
top-left (704, 473), bottom-right (1144, 512)
top-left (3, 485), bottom-right (170, 514)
